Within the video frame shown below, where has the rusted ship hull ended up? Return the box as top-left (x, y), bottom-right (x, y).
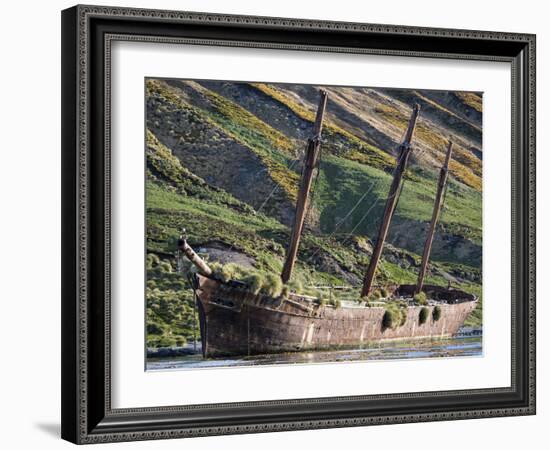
top-left (194, 275), bottom-right (478, 358)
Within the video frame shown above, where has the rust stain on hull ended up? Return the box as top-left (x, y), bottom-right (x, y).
top-left (194, 275), bottom-right (478, 358)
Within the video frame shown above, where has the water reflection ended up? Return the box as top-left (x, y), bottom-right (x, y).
top-left (146, 335), bottom-right (482, 371)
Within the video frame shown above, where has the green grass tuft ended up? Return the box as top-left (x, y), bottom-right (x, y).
top-left (419, 307), bottom-right (430, 325)
top-left (433, 305), bottom-right (442, 321)
top-left (414, 292), bottom-right (428, 305)
top-left (383, 301), bottom-right (408, 329)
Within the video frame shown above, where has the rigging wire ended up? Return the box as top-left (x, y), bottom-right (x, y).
top-left (329, 180), bottom-right (376, 235)
top-left (306, 116), bottom-right (413, 252)
top-left (306, 141), bottom-right (412, 263)
top-left (305, 181), bottom-right (378, 263)
top-left (310, 118), bottom-right (411, 255)
top-left (339, 167), bottom-right (406, 250)
top-left (306, 118), bottom-right (460, 271)
top-left (225, 155), bottom-right (299, 255)
top-left (438, 176), bottom-right (450, 222)
top-left (255, 156), bottom-right (300, 215)
top-left (257, 113), bottom-right (435, 270)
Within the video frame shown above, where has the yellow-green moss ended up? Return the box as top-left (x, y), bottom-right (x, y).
top-left (200, 87), bottom-right (295, 155)
top-left (251, 83), bottom-right (396, 172)
top-left (413, 90), bottom-right (482, 133)
top-left (456, 92), bottom-right (483, 113)
top-left (147, 79), bottom-right (301, 201)
top-left (374, 102), bottom-right (482, 191)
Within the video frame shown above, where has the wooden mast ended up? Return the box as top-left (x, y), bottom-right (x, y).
top-left (415, 140), bottom-right (454, 294)
top-left (177, 229), bottom-right (212, 277)
top-left (281, 90), bottom-right (328, 284)
top-left (361, 104), bottom-right (421, 297)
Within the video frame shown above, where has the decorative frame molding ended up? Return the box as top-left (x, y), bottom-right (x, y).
top-left (61, 4), bottom-right (536, 444)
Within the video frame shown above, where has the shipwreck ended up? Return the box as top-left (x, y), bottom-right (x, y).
top-left (177, 90), bottom-right (478, 358)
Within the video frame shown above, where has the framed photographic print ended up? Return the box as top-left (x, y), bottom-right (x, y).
top-left (61, 4), bottom-right (536, 444)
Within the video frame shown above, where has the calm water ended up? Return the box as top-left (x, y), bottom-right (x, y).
top-left (146, 335), bottom-right (482, 371)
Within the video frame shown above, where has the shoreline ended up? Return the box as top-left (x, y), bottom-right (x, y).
top-left (147, 327), bottom-right (483, 360)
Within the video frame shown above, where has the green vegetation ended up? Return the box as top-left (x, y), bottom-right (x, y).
top-left (146, 255), bottom-right (197, 348)
top-left (251, 83), bottom-right (397, 172)
top-left (245, 272), bottom-right (264, 295)
top-left (373, 102), bottom-right (481, 191)
top-left (456, 92), bottom-right (483, 113)
top-left (144, 79), bottom-right (484, 348)
top-left (210, 262), bottom-right (284, 297)
top-left (198, 83), bottom-right (296, 155)
top-left (314, 154), bottom-right (482, 250)
top-left (433, 305), bottom-right (442, 321)
top-left (419, 307), bottom-right (430, 325)
top-left (191, 84), bottom-right (302, 201)
top-left (288, 279), bottom-right (303, 295)
top-left (147, 79), bottom-right (301, 201)
top-left (382, 301), bottom-right (408, 329)
top-left (414, 292), bottom-right (428, 305)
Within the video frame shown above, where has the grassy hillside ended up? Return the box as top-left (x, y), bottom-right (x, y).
top-left (145, 79), bottom-right (483, 348)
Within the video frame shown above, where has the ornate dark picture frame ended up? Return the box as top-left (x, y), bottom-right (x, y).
top-left (61, 4), bottom-right (536, 444)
